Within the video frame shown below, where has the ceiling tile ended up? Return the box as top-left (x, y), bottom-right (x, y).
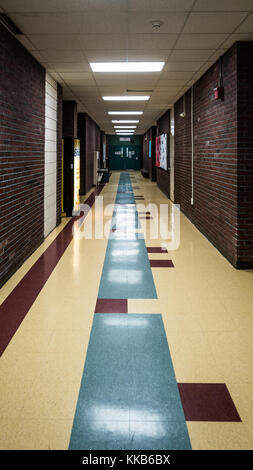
top-left (0, 0), bottom-right (65, 12)
top-left (27, 34), bottom-right (81, 50)
top-left (221, 33), bottom-right (253, 48)
top-left (69, 84), bottom-right (99, 92)
top-left (160, 71), bottom-right (196, 79)
top-left (59, 72), bottom-right (93, 80)
top-left (169, 49), bottom-right (215, 61)
top-left (126, 50), bottom-right (171, 60)
top-left (84, 50), bottom-right (127, 61)
top-left (79, 11), bottom-right (128, 34)
top-left (98, 87), bottom-right (127, 94)
top-left (175, 34), bottom-right (228, 49)
top-left (182, 12), bottom-right (249, 34)
top-left (193, 1), bottom-right (253, 11)
top-left (164, 61), bottom-right (204, 71)
top-left (38, 50), bottom-right (86, 62)
top-left (236, 13), bottom-right (253, 33)
top-left (79, 34), bottom-right (127, 50)
top-left (46, 62), bottom-right (91, 72)
top-left (127, 34), bottom-right (177, 50)
top-left (128, 0), bottom-right (195, 11)
top-left (127, 12), bottom-right (188, 34)
top-left (10, 12), bottom-right (84, 34)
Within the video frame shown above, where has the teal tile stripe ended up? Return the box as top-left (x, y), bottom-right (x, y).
top-left (69, 314), bottom-right (192, 450)
top-left (98, 172), bottom-right (157, 299)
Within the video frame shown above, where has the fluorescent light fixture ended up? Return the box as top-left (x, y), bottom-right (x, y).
top-left (112, 120), bottom-right (139, 123)
top-left (108, 111), bottom-right (143, 115)
top-left (114, 126), bottom-right (137, 129)
top-left (90, 62), bottom-right (164, 72)
top-left (103, 96), bottom-right (149, 101)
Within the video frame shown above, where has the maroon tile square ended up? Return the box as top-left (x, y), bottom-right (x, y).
top-left (178, 383), bottom-right (241, 422)
top-left (95, 298), bottom-right (128, 314)
top-left (147, 247), bottom-right (168, 253)
top-left (150, 260), bottom-right (174, 267)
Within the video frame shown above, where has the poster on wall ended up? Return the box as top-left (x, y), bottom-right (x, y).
top-left (160, 133), bottom-right (167, 170)
top-left (155, 136), bottom-right (160, 167)
top-left (155, 134), bottom-right (167, 170)
top-left (73, 139), bottom-right (80, 213)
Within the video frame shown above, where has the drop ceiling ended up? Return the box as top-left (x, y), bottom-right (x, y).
top-left (1, 0), bottom-right (253, 134)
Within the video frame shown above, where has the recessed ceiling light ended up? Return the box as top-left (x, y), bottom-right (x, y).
top-left (103, 96), bottom-right (150, 101)
top-left (108, 111), bottom-right (143, 115)
top-left (90, 62), bottom-right (164, 72)
top-left (112, 120), bottom-right (139, 123)
top-left (114, 126), bottom-right (137, 128)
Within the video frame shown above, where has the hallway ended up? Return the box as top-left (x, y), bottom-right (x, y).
top-left (0, 171), bottom-right (252, 450)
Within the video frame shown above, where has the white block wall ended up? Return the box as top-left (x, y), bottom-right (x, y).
top-left (44, 73), bottom-right (57, 237)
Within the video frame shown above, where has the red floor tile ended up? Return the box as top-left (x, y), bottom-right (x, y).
top-left (147, 247), bottom-right (168, 253)
top-left (178, 383), bottom-right (241, 422)
top-left (150, 260), bottom-right (174, 267)
top-left (95, 298), bottom-right (128, 313)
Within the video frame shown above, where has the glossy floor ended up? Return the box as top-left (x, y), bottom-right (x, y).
top-left (0, 171), bottom-right (253, 450)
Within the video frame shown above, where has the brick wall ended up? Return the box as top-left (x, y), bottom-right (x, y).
top-left (174, 44), bottom-right (239, 267)
top-left (237, 42), bottom-right (253, 268)
top-left (0, 23), bottom-right (45, 286)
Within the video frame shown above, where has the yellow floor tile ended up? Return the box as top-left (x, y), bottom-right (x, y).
top-left (187, 422), bottom-right (253, 450)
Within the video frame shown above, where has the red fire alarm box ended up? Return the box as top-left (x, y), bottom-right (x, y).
top-left (214, 86), bottom-right (224, 100)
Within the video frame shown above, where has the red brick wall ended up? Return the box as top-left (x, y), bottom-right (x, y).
top-left (237, 42), bottom-right (253, 268)
top-left (56, 84), bottom-right (62, 226)
top-left (157, 110), bottom-right (170, 198)
top-left (0, 23), bottom-right (45, 287)
top-left (174, 44), bottom-right (239, 267)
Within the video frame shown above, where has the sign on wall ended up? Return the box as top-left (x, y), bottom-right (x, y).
top-left (155, 134), bottom-right (167, 170)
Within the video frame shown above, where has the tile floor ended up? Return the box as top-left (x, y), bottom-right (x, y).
top-left (0, 171), bottom-right (253, 450)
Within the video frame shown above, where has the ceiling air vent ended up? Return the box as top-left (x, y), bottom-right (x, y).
top-left (127, 89), bottom-right (153, 93)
